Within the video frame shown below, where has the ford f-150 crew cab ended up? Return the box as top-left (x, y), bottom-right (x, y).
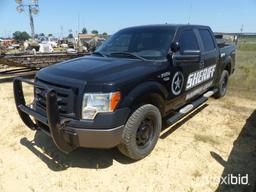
top-left (14, 24), bottom-right (236, 160)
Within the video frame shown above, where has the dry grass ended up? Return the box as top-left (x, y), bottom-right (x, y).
top-left (229, 50), bottom-right (256, 95)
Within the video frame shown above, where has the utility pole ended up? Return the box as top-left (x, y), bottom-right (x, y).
top-left (28, 5), bottom-right (35, 38)
top-left (236, 24), bottom-right (244, 45)
top-left (240, 24), bottom-right (244, 34)
top-left (15, 0), bottom-right (39, 39)
top-left (77, 13), bottom-right (81, 52)
top-left (60, 26), bottom-right (63, 40)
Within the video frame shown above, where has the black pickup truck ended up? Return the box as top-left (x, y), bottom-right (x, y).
top-left (14, 24), bottom-right (236, 160)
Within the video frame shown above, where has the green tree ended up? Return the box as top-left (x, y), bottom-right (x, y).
top-left (82, 28), bottom-right (87, 34)
top-left (13, 31), bottom-right (31, 42)
top-left (102, 32), bottom-right (108, 36)
top-left (39, 33), bottom-right (45, 37)
top-left (48, 34), bottom-right (53, 37)
top-left (91, 30), bottom-right (99, 35)
top-left (67, 33), bottom-right (74, 38)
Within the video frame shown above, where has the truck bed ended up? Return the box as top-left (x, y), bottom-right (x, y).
top-left (219, 43), bottom-right (236, 55)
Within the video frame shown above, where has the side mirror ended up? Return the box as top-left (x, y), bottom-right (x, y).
top-left (170, 42), bottom-right (180, 53)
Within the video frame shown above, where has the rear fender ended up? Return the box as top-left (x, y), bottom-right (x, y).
top-left (224, 55), bottom-right (232, 74)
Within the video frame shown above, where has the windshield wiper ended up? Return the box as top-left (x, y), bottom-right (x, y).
top-left (92, 51), bottom-right (108, 57)
top-left (109, 52), bottom-right (146, 61)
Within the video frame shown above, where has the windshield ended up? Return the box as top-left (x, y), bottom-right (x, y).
top-left (96, 27), bottom-right (175, 60)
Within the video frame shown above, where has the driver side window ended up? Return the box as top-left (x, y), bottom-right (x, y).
top-left (179, 30), bottom-right (199, 53)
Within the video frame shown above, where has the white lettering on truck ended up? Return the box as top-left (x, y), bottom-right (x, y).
top-left (186, 65), bottom-right (216, 90)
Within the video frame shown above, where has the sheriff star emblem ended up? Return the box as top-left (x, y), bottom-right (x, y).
top-left (171, 71), bottom-right (184, 95)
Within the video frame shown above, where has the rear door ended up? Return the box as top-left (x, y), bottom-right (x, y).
top-left (196, 28), bottom-right (219, 86)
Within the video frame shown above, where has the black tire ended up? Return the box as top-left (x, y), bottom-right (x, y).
top-left (117, 104), bottom-right (162, 160)
top-left (214, 70), bottom-right (229, 99)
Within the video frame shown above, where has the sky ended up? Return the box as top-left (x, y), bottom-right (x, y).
top-left (0, 0), bottom-right (256, 38)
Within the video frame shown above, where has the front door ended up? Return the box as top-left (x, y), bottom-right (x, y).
top-left (166, 28), bottom-right (202, 111)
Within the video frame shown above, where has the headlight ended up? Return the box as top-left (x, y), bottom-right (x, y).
top-left (82, 92), bottom-right (121, 119)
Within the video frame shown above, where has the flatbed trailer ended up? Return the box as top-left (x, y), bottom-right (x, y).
top-left (0, 52), bottom-right (90, 69)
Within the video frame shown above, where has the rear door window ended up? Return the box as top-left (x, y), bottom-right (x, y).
top-left (199, 29), bottom-right (216, 52)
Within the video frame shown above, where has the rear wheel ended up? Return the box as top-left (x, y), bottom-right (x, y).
top-left (214, 70), bottom-right (229, 99)
top-left (117, 104), bottom-right (162, 160)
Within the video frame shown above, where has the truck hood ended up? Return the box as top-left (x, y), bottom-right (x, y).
top-left (37, 55), bottom-right (159, 85)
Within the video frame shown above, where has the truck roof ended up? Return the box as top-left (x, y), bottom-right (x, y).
top-left (123, 24), bottom-right (210, 31)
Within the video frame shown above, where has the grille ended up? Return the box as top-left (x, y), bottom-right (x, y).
top-left (35, 79), bottom-right (76, 116)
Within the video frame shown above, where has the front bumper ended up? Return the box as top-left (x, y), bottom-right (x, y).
top-left (13, 77), bottom-right (130, 153)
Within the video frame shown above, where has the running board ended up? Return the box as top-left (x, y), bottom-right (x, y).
top-left (166, 89), bottom-right (217, 125)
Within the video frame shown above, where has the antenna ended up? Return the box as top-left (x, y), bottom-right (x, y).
top-left (187, 3), bottom-right (192, 24)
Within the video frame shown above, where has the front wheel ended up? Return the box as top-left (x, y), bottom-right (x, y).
top-left (214, 70), bottom-right (229, 99)
top-left (117, 104), bottom-right (162, 160)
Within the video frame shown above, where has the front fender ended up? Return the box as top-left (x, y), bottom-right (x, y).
top-left (119, 81), bottom-right (168, 108)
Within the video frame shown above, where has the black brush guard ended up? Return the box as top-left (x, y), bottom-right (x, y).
top-left (13, 77), bottom-right (78, 153)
